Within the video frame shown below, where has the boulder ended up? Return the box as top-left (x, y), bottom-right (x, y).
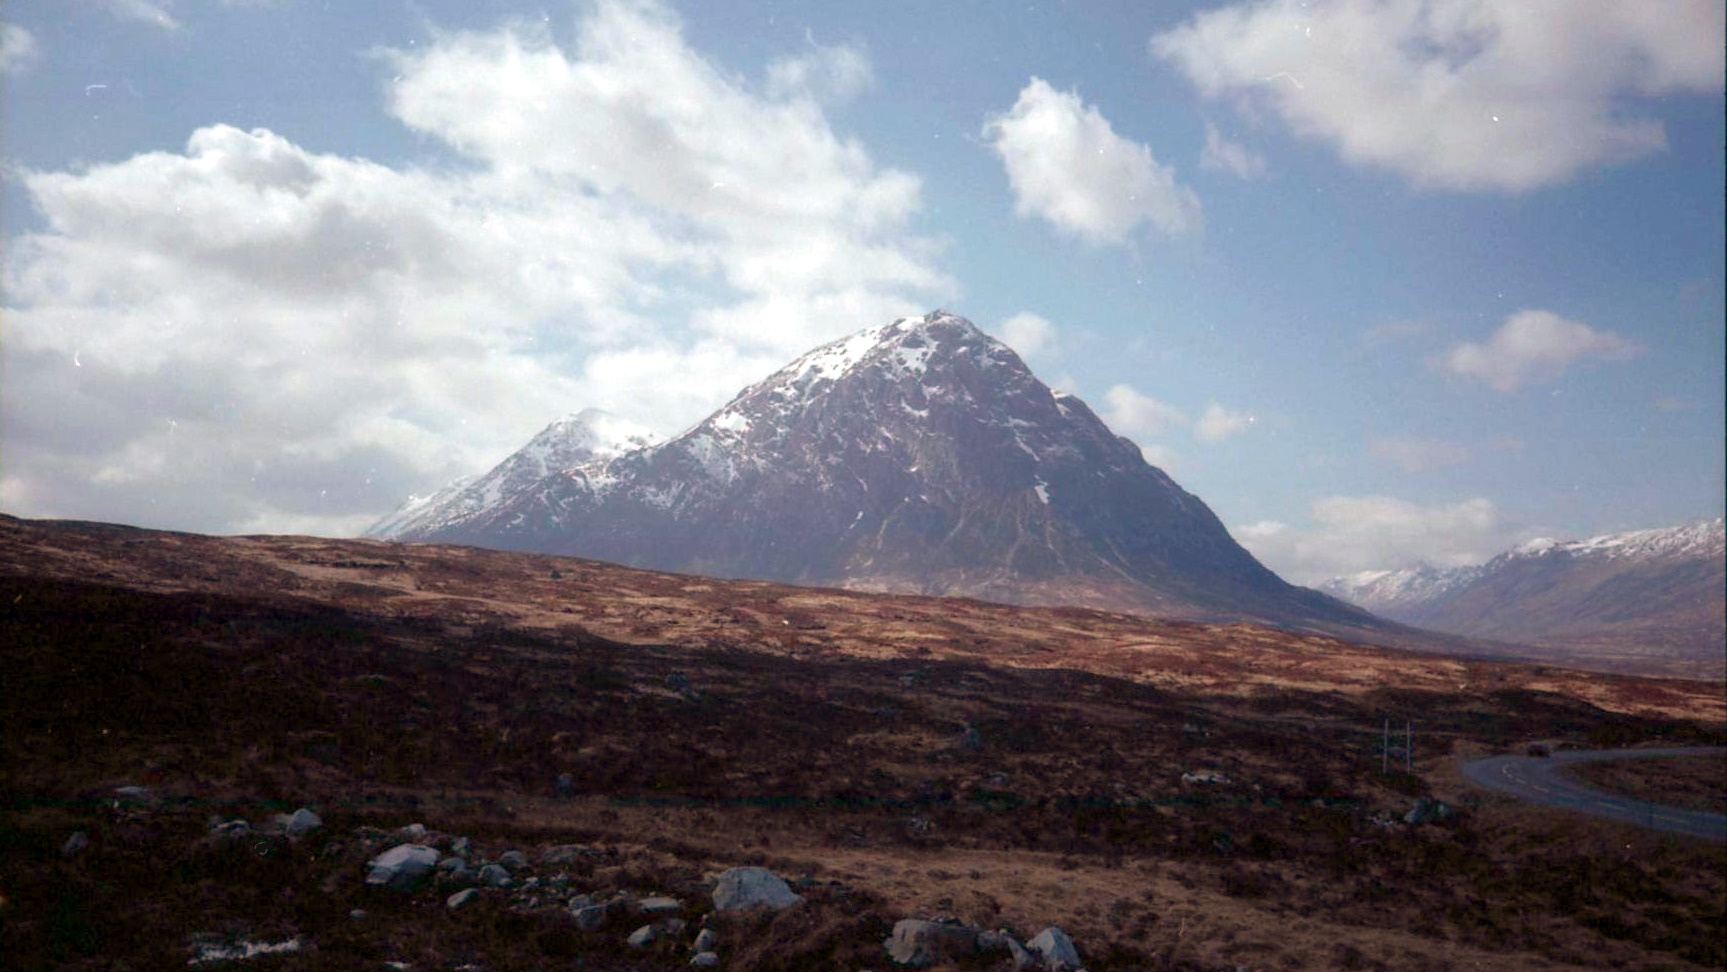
top-left (393, 823), bottom-right (428, 843)
top-left (435, 856), bottom-right (473, 889)
top-left (281, 808), bottom-right (323, 838)
top-left (497, 849), bottom-right (531, 872)
top-left (979, 930), bottom-right (1037, 970)
top-left (450, 836), bottom-right (471, 857)
top-left (571, 902), bottom-right (611, 932)
top-left (637, 896), bottom-right (683, 916)
top-left (365, 844), bottom-right (440, 891)
top-left (477, 863), bottom-right (514, 888)
top-left (62, 831), bottom-right (90, 857)
top-left (712, 867), bottom-right (803, 913)
top-left (689, 952), bottom-right (720, 969)
top-left (446, 888), bottom-right (480, 911)
top-left (540, 844), bottom-right (585, 866)
top-left (1028, 926), bottom-right (1082, 971)
top-left (885, 919), bottom-right (979, 966)
top-left (1404, 798), bottom-right (1453, 825)
top-left (692, 928), bottom-right (718, 953)
top-left (627, 924), bottom-right (658, 949)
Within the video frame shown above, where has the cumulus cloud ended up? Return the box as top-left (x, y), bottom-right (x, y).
top-left (1152, 0), bottom-right (1726, 192)
top-left (1, 0), bottom-right (948, 535)
top-left (1, 22), bottom-right (38, 75)
top-left (1199, 121), bottom-right (1265, 179)
top-left (1235, 495), bottom-right (1505, 584)
top-left (982, 77), bottom-right (1201, 244)
top-left (997, 311), bottom-right (1059, 360)
top-left (1102, 384), bottom-right (1188, 441)
top-left (1194, 402), bottom-right (1254, 442)
top-left (1371, 435), bottom-right (1471, 472)
top-left (1439, 309), bottom-right (1639, 392)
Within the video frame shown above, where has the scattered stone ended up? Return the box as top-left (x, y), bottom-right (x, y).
top-left (365, 844), bottom-right (441, 891)
top-left (281, 808), bottom-right (322, 838)
top-left (187, 933), bottom-right (301, 966)
top-left (664, 917), bottom-right (688, 937)
top-left (394, 823), bottom-right (428, 843)
top-left (627, 924), bottom-right (658, 949)
top-left (348, 909), bottom-right (366, 921)
top-left (571, 902), bottom-right (611, 932)
top-left (637, 896), bottom-right (683, 916)
top-left (1404, 797), bottom-right (1453, 825)
top-left (1027, 927), bottom-right (1081, 971)
top-left (978, 930), bottom-right (1037, 970)
top-left (208, 819), bottom-right (253, 844)
top-left (477, 863), bottom-right (513, 888)
top-left (712, 867), bottom-right (803, 913)
top-left (113, 785), bottom-right (156, 806)
top-left (540, 844), bottom-right (585, 866)
top-left (497, 849), bottom-right (530, 872)
top-left (692, 928), bottom-right (718, 953)
top-left (1181, 770), bottom-right (1228, 785)
top-left (450, 836), bottom-right (471, 857)
top-left (62, 831), bottom-right (90, 857)
top-left (446, 888), bottom-right (480, 910)
top-left (689, 952), bottom-right (720, 968)
top-left (885, 919), bottom-right (979, 967)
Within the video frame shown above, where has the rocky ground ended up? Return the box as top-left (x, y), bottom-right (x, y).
top-left (2, 515), bottom-right (1724, 970)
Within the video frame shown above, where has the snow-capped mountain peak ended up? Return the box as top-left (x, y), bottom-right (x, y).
top-left (365, 408), bottom-right (660, 539)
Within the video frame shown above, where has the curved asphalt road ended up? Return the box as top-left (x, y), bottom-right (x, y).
top-left (1462, 747), bottom-right (1726, 841)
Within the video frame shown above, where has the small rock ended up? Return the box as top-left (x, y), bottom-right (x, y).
top-left (885, 919), bottom-right (980, 967)
top-left (627, 924), bottom-right (658, 949)
top-left (62, 831), bottom-right (90, 857)
top-left (554, 773), bottom-right (575, 798)
top-left (1181, 770), bottom-right (1228, 785)
top-left (637, 895), bottom-right (682, 916)
top-left (394, 823), bottom-right (428, 843)
top-left (348, 909), bottom-right (366, 921)
top-left (692, 928), bottom-right (718, 953)
top-left (283, 808), bottom-right (322, 838)
top-left (450, 836), bottom-right (471, 857)
top-left (446, 888), bottom-right (480, 910)
top-left (664, 917), bottom-right (688, 936)
top-left (477, 863), bottom-right (513, 888)
top-left (497, 849), bottom-right (530, 872)
top-left (571, 903), bottom-right (610, 932)
top-left (540, 844), bottom-right (584, 866)
top-left (689, 952), bottom-right (720, 969)
top-left (113, 785), bottom-right (156, 805)
top-left (365, 844), bottom-right (441, 891)
top-left (1027, 927), bottom-right (1081, 971)
top-left (712, 867), bottom-right (803, 913)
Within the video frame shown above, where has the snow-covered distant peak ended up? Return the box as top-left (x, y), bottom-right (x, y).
top-left (1317, 561), bottom-right (1480, 612)
top-left (1503, 517), bottom-right (1725, 564)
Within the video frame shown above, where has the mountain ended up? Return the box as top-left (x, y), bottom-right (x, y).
top-left (371, 310), bottom-right (1391, 636)
top-left (367, 409), bottom-right (659, 540)
top-left (1322, 519), bottom-right (1726, 676)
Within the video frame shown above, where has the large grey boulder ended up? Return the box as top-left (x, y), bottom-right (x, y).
top-left (365, 844), bottom-right (440, 891)
top-left (885, 919), bottom-right (979, 967)
top-left (712, 867), bottom-right (802, 913)
top-left (1028, 926), bottom-right (1082, 971)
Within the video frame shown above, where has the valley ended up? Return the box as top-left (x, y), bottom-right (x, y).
top-left (3, 514), bottom-right (1723, 970)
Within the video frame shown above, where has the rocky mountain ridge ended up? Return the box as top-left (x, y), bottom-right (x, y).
top-left (371, 311), bottom-right (1392, 638)
top-left (1321, 518), bottom-right (1725, 675)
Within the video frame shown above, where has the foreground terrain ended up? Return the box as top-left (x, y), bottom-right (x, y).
top-left (2, 515), bottom-right (1724, 970)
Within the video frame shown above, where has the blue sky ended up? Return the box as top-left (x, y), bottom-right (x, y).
top-left (2, 0), bottom-right (1722, 583)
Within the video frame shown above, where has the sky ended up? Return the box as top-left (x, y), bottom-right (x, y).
top-left (2, 0), bottom-right (1722, 585)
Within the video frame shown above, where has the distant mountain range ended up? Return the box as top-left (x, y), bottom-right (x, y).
top-left (370, 310), bottom-right (1399, 641)
top-left (1320, 519), bottom-right (1725, 676)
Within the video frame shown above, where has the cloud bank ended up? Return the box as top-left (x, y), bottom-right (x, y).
top-left (1236, 495), bottom-right (1506, 584)
top-left (1153, 0), bottom-right (1726, 191)
top-left (1439, 309), bottom-right (1639, 392)
top-left (1, 0), bottom-right (949, 535)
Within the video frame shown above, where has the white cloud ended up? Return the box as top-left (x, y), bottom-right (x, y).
top-left (86, 0), bottom-right (182, 30)
top-left (997, 311), bottom-right (1059, 360)
top-left (982, 77), bottom-right (1201, 244)
top-left (1, 0), bottom-right (948, 535)
top-left (1195, 402), bottom-right (1254, 442)
top-left (1153, 0), bottom-right (1726, 192)
top-left (766, 35), bottom-right (873, 101)
top-left (1235, 495), bottom-right (1506, 584)
top-left (1439, 309), bottom-right (1639, 392)
top-left (1, 22), bottom-right (39, 75)
top-left (1199, 121), bottom-right (1265, 179)
top-left (1370, 435), bottom-right (1471, 472)
top-left (1102, 384), bottom-right (1188, 441)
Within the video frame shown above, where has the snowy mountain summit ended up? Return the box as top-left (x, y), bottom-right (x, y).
top-left (1320, 518), bottom-right (1725, 676)
top-left (369, 311), bottom-right (1384, 632)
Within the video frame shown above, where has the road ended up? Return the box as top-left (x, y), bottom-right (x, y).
top-left (1461, 746), bottom-right (1726, 841)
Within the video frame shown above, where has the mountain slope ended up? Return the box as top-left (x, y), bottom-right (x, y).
top-left (378, 311), bottom-right (1388, 635)
top-left (1324, 519), bottom-right (1726, 675)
